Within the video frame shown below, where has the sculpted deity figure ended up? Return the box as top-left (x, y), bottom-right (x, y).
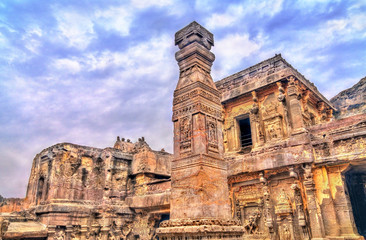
top-left (108, 232), bottom-right (116, 240)
top-left (302, 164), bottom-right (313, 180)
top-left (244, 211), bottom-right (261, 234)
top-left (55, 229), bottom-right (65, 240)
top-left (282, 225), bottom-right (292, 240)
top-left (96, 232), bottom-right (102, 240)
top-left (208, 121), bottom-right (217, 143)
top-left (120, 223), bottom-right (132, 240)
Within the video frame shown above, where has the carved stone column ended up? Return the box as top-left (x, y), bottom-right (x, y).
top-left (47, 225), bottom-right (56, 240)
top-left (287, 76), bottom-right (306, 135)
top-left (328, 166), bottom-right (361, 238)
top-left (66, 225), bottom-right (73, 240)
top-left (100, 226), bottom-right (109, 240)
top-left (80, 225), bottom-right (88, 240)
top-left (250, 91), bottom-right (264, 147)
top-left (292, 183), bottom-right (310, 240)
top-left (262, 178), bottom-right (275, 239)
top-left (157, 21), bottom-right (243, 239)
top-left (277, 81), bottom-right (291, 135)
top-left (302, 165), bottom-right (328, 240)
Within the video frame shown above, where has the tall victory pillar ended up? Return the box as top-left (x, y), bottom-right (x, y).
top-left (157, 21), bottom-right (243, 239)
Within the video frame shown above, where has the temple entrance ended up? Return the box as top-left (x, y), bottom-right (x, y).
top-left (345, 166), bottom-right (366, 238)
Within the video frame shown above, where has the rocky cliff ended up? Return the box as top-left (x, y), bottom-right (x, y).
top-left (330, 77), bottom-right (366, 119)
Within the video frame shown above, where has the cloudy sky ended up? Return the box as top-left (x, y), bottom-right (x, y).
top-left (1, 0), bottom-right (365, 197)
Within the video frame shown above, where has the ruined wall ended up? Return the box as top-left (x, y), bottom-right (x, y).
top-left (0, 198), bottom-right (24, 213)
top-left (25, 143), bottom-right (132, 206)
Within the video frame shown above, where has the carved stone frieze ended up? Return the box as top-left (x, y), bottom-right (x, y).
top-left (228, 172), bottom-right (259, 185)
top-left (333, 136), bottom-right (366, 156)
top-left (173, 88), bottom-right (220, 105)
top-left (172, 102), bottom-right (222, 121)
top-left (313, 142), bottom-right (330, 159)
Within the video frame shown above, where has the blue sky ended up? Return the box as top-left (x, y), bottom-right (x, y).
top-left (0, 0), bottom-right (365, 197)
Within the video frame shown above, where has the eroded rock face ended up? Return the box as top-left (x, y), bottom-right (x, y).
top-left (331, 77), bottom-right (366, 118)
top-left (0, 140), bottom-right (173, 240)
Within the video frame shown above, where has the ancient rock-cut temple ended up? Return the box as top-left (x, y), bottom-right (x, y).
top-left (1, 21), bottom-right (366, 240)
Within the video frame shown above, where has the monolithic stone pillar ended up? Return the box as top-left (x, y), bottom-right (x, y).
top-left (287, 76), bottom-right (306, 134)
top-left (302, 165), bottom-right (328, 240)
top-left (328, 166), bottom-right (361, 238)
top-left (250, 91), bottom-right (264, 147)
top-left (317, 167), bottom-right (341, 236)
top-left (157, 21), bottom-right (243, 239)
top-left (80, 225), bottom-right (88, 240)
top-left (47, 225), bottom-right (56, 240)
top-left (66, 225), bottom-right (73, 240)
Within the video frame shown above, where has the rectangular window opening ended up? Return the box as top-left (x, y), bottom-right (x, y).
top-left (239, 118), bottom-right (252, 148)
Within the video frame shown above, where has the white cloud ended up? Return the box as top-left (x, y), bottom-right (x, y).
top-left (194, 0), bottom-right (217, 12)
top-left (205, 5), bottom-right (244, 29)
top-left (95, 6), bottom-right (133, 36)
top-left (205, 0), bottom-right (283, 29)
top-left (71, 34), bottom-right (175, 83)
top-left (213, 33), bottom-right (262, 79)
top-left (53, 58), bottom-right (81, 74)
top-left (131, 0), bottom-right (173, 9)
top-left (54, 9), bottom-right (96, 50)
top-left (22, 26), bottom-right (43, 54)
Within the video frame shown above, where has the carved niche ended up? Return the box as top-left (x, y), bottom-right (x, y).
top-left (275, 189), bottom-right (295, 240)
top-left (261, 93), bottom-right (284, 142)
top-left (54, 227), bottom-right (66, 240)
top-left (133, 212), bottom-right (157, 240)
top-left (206, 115), bottom-right (219, 152)
top-left (233, 184), bottom-right (264, 236)
top-left (179, 116), bottom-right (192, 153)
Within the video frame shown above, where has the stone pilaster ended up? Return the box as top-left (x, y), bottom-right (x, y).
top-left (287, 76), bottom-right (306, 135)
top-left (80, 225), bottom-right (88, 240)
top-left (302, 165), bottom-right (328, 240)
top-left (157, 21), bottom-right (243, 239)
top-left (65, 225), bottom-right (73, 240)
top-left (329, 166), bottom-right (361, 239)
top-left (47, 225), bottom-right (56, 240)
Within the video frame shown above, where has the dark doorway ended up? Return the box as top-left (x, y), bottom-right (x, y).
top-left (345, 169), bottom-right (366, 238)
top-left (238, 118), bottom-right (252, 148)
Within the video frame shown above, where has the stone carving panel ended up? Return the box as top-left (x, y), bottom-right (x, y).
top-left (261, 93), bottom-right (284, 142)
top-left (206, 115), bottom-right (219, 152)
top-left (179, 116), bottom-right (192, 154)
top-left (133, 212), bottom-right (156, 240)
top-left (333, 136), bottom-right (366, 156)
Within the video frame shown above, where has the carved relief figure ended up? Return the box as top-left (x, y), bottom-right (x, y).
top-left (71, 226), bottom-right (81, 240)
top-left (120, 223), bottom-right (132, 240)
top-left (108, 232), bottom-right (116, 240)
top-left (261, 93), bottom-right (284, 142)
top-left (281, 225), bottom-right (292, 240)
top-left (180, 117), bottom-right (191, 142)
top-left (207, 121), bottom-right (217, 144)
top-left (55, 229), bottom-right (65, 240)
top-left (244, 211), bottom-right (261, 234)
top-left (302, 164), bottom-right (313, 180)
top-left (96, 232), bottom-right (103, 240)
